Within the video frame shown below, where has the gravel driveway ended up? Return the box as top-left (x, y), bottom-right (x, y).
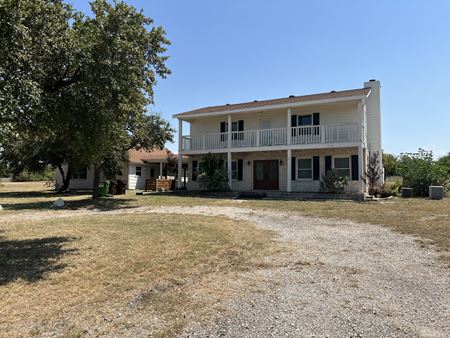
top-left (1, 205), bottom-right (449, 337)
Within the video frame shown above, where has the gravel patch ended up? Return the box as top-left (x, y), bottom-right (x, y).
top-left (1, 205), bottom-right (449, 337)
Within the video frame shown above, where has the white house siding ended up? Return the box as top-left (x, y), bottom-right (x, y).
top-left (55, 166), bottom-right (102, 190)
top-left (128, 164), bottom-right (149, 190)
top-left (364, 80), bottom-right (382, 155)
top-left (186, 147), bottom-right (360, 193)
top-left (188, 101), bottom-right (359, 135)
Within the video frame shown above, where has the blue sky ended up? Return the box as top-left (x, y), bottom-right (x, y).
top-left (71, 0), bottom-right (450, 158)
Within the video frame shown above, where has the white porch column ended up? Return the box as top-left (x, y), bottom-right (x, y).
top-left (227, 151), bottom-right (232, 189)
top-left (287, 149), bottom-right (292, 192)
top-left (227, 114), bottom-right (232, 149)
top-left (358, 100), bottom-right (366, 193)
top-left (287, 108), bottom-right (292, 145)
top-left (227, 114), bottom-right (232, 189)
top-left (159, 161), bottom-right (163, 179)
top-left (177, 119), bottom-right (183, 189)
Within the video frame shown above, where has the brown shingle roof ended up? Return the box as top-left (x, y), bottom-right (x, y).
top-left (128, 148), bottom-right (174, 164)
top-left (175, 88), bottom-right (370, 117)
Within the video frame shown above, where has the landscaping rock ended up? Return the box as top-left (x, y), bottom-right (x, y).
top-left (429, 186), bottom-right (444, 200)
top-left (0, 204), bottom-right (2, 211)
top-left (52, 198), bottom-right (65, 208)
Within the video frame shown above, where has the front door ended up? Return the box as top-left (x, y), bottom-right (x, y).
top-left (253, 160), bottom-right (279, 190)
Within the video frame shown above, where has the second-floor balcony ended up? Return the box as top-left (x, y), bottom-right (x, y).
top-left (181, 123), bottom-right (360, 152)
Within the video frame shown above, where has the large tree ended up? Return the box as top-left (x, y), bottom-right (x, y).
top-left (0, 0), bottom-right (173, 197)
top-left (0, 0), bottom-right (79, 188)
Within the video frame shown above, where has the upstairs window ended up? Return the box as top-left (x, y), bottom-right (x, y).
top-left (298, 114), bottom-right (312, 126)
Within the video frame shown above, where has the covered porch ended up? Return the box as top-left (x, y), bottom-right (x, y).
top-left (184, 147), bottom-right (365, 194)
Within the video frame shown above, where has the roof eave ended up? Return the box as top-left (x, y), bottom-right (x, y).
top-left (173, 91), bottom-right (371, 119)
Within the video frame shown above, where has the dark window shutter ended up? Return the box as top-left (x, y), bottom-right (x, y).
top-left (313, 156), bottom-right (320, 180)
top-left (237, 159), bottom-right (243, 181)
top-left (313, 112), bottom-right (320, 125)
top-left (192, 160), bottom-right (198, 181)
top-left (351, 155), bottom-right (359, 181)
top-left (220, 122), bottom-right (226, 133)
top-left (291, 114), bottom-right (297, 127)
top-left (325, 156), bottom-right (332, 173)
top-left (291, 156), bottom-right (296, 180)
top-left (238, 120), bottom-right (244, 131)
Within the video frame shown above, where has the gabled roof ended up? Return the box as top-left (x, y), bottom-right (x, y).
top-left (128, 148), bottom-right (174, 164)
top-left (174, 87), bottom-right (370, 118)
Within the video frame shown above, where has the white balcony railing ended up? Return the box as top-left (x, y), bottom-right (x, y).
top-left (181, 123), bottom-right (359, 151)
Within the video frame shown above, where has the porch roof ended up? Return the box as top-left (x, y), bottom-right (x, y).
top-left (174, 87), bottom-right (370, 118)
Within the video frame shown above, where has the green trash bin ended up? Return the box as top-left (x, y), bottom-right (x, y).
top-left (100, 180), bottom-right (110, 197)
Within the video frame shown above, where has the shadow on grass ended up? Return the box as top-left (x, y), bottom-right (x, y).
top-left (0, 189), bottom-right (89, 199)
top-left (0, 235), bottom-right (77, 285)
top-left (1, 197), bottom-right (136, 211)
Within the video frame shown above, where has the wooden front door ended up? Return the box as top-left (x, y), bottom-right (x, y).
top-left (253, 160), bottom-right (279, 190)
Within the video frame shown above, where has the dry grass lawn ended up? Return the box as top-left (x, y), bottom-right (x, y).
top-left (0, 212), bottom-right (276, 337)
top-left (0, 182), bottom-right (449, 336)
top-left (1, 182), bottom-right (449, 252)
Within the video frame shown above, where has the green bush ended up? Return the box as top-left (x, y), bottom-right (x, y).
top-left (397, 149), bottom-right (449, 197)
top-left (382, 152), bottom-right (399, 177)
top-left (378, 181), bottom-right (401, 198)
top-left (198, 153), bottom-right (230, 192)
top-left (13, 167), bottom-right (55, 182)
top-left (320, 169), bottom-right (349, 194)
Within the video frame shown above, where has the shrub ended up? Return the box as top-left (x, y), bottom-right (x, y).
top-left (0, 162), bottom-right (12, 178)
top-left (397, 148), bottom-right (449, 197)
top-left (362, 151), bottom-right (382, 196)
top-left (13, 167), bottom-right (55, 182)
top-left (198, 153), bottom-right (229, 192)
top-left (320, 169), bottom-right (349, 194)
top-left (436, 152), bottom-right (450, 174)
top-left (382, 152), bottom-right (399, 177)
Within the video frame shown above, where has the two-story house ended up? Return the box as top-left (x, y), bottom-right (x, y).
top-left (174, 80), bottom-right (382, 196)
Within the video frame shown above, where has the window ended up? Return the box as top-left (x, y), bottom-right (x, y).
top-left (71, 167), bottom-right (87, 180)
top-left (231, 161), bottom-right (237, 180)
top-left (260, 119), bottom-right (271, 129)
top-left (135, 166), bottom-right (142, 176)
top-left (224, 160), bottom-right (238, 180)
top-left (192, 161), bottom-right (198, 181)
top-left (334, 157), bottom-right (350, 178)
top-left (298, 114), bottom-right (312, 126)
top-left (297, 158), bottom-right (312, 179)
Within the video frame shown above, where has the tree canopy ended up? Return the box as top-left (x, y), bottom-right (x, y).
top-left (436, 152), bottom-right (450, 174)
top-left (0, 0), bottom-right (173, 197)
top-left (397, 149), bottom-right (449, 197)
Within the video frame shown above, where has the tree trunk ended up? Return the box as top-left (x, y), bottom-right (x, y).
top-left (92, 165), bottom-right (101, 199)
top-left (57, 164), bottom-right (72, 192)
